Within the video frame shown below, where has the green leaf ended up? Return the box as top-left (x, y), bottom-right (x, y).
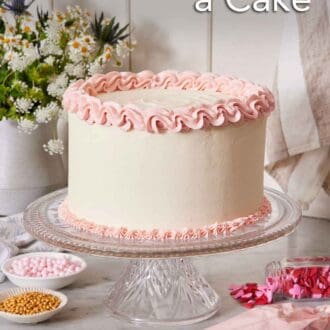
top-left (37, 6), bottom-right (49, 29)
top-left (0, 107), bottom-right (7, 120)
top-left (28, 87), bottom-right (47, 103)
top-left (64, 18), bottom-right (75, 28)
top-left (6, 105), bottom-right (18, 120)
top-left (59, 31), bottom-right (70, 49)
top-left (92, 14), bottom-right (130, 45)
top-left (0, 17), bottom-right (5, 34)
top-left (0, 66), bottom-right (9, 84)
top-left (0, 85), bottom-right (8, 103)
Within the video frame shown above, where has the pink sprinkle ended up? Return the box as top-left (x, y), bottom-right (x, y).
top-left (8, 255), bottom-right (83, 278)
top-left (289, 284), bottom-right (302, 299)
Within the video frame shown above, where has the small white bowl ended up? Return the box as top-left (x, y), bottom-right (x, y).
top-left (0, 287), bottom-right (67, 324)
top-left (1, 252), bottom-right (86, 290)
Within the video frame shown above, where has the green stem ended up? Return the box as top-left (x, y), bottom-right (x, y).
top-left (3, 71), bottom-right (14, 84)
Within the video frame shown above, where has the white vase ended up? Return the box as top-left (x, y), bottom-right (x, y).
top-left (0, 119), bottom-right (66, 215)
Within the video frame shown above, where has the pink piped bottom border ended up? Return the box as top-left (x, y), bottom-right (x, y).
top-left (58, 197), bottom-right (272, 241)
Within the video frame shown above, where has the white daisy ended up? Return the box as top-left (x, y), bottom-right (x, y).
top-left (115, 40), bottom-right (130, 59)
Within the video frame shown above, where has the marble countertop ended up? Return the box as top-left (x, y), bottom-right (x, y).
top-left (1, 217), bottom-right (329, 330)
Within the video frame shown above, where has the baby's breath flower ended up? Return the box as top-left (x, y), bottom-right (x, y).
top-left (23, 47), bottom-right (39, 64)
top-left (0, 4), bottom-right (133, 148)
top-left (69, 51), bottom-right (83, 63)
top-left (47, 74), bottom-right (69, 99)
top-left (14, 98), bottom-right (34, 114)
top-left (35, 102), bottom-right (60, 124)
top-left (67, 5), bottom-right (83, 19)
top-left (65, 63), bottom-right (85, 78)
top-left (17, 118), bottom-right (38, 134)
top-left (64, 63), bottom-right (75, 76)
top-left (43, 139), bottom-right (64, 156)
top-left (40, 39), bottom-right (63, 56)
top-left (88, 59), bottom-right (105, 76)
top-left (45, 20), bottom-right (62, 42)
top-left (6, 47), bottom-right (39, 72)
top-left (6, 52), bottom-right (26, 71)
top-left (44, 55), bottom-right (56, 66)
top-left (13, 80), bottom-right (28, 90)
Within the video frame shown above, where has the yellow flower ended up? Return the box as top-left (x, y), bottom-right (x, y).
top-left (5, 52), bottom-right (14, 61)
top-left (71, 40), bottom-right (81, 49)
top-left (104, 52), bottom-right (112, 61)
top-left (104, 45), bottom-right (113, 53)
top-left (56, 13), bottom-right (64, 22)
top-left (23, 40), bottom-right (30, 48)
top-left (23, 26), bottom-right (32, 33)
top-left (81, 45), bottom-right (88, 55)
top-left (83, 36), bottom-right (92, 44)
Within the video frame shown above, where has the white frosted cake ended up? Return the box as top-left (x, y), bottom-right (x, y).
top-left (60, 71), bottom-right (275, 240)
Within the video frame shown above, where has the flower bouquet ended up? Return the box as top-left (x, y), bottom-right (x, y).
top-left (0, 1), bottom-right (135, 214)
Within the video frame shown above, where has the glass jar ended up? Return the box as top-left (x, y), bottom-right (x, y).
top-left (265, 256), bottom-right (330, 300)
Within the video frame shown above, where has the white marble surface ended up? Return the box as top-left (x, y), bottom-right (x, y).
top-left (1, 217), bottom-right (329, 330)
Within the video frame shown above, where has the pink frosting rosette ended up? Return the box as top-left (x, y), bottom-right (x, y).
top-left (63, 70), bottom-right (275, 133)
top-left (58, 197), bottom-right (272, 241)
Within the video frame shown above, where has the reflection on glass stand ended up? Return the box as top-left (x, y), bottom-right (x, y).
top-left (24, 188), bottom-right (301, 326)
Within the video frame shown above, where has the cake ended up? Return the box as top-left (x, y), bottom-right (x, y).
top-left (60, 71), bottom-right (275, 240)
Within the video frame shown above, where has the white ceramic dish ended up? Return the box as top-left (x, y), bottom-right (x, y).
top-left (1, 252), bottom-right (86, 290)
top-left (0, 287), bottom-right (67, 324)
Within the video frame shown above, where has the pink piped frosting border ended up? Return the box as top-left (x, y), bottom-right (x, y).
top-left (58, 197), bottom-right (272, 241)
top-left (63, 71), bottom-right (275, 133)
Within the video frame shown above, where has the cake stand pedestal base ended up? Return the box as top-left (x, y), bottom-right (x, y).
top-left (106, 258), bottom-right (220, 326)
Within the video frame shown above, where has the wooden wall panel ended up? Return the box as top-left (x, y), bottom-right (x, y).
top-left (54, 0), bottom-right (79, 11)
top-left (130, 0), bottom-right (211, 72)
top-left (212, 1), bottom-right (285, 87)
top-left (79, 0), bottom-right (129, 23)
top-left (49, 0), bottom-right (285, 84)
top-left (30, 0), bottom-right (53, 15)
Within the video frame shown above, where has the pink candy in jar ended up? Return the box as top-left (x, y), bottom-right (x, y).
top-left (266, 256), bottom-right (330, 300)
top-left (8, 254), bottom-right (83, 278)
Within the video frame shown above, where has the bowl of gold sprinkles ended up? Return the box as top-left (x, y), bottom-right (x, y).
top-left (0, 288), bottom-right (67, 324)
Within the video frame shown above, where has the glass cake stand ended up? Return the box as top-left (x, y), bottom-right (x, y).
top-left (23, 187), bottom-right (301, 326)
